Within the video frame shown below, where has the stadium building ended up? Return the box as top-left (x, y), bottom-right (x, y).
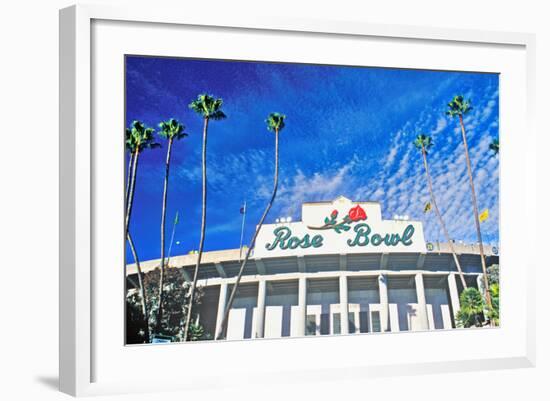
top-left (126, 196), bottom-right (499, 340)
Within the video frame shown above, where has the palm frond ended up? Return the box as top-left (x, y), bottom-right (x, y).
top-left (266, 112), bottom-right (286, 132)
top-left (209, 110), bottom-right (227, 121)
top-left (125, 128), bottom-right (136, 152)
top-left (147, 142), bottom-right (162, 150)
top-left (446, 95), bottom-right (473, 117)
top-left (489, 138), bottom-right (499, 155)
top-left (188, 94), bottom-right (226, 120)
top-left (158, 118), bottom-right (188, 140)
top-left (126, 120), bottom-right (159, 152)
top-left (413, 134), bottom-right (433, 152)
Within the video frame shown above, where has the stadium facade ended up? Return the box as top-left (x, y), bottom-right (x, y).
top-left (126, 196), bottom-right (498, 340)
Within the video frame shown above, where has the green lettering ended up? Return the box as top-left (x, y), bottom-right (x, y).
top-left (401, 225), bottom-right (415, 246)
top-left (311, 235), bottom-right (324, 248)
top-left (266, 227), bottom-right (324, 251)
top-left (299, 234), bottom-right (312, 248)
top-left (371, 233), bottom-right (382, 246)
top-left (266, 226), bottom-right (291, 250)
top-left (348, 223), bottom-right (371, 247)
top-left (384, 233), bottom-right (401, 246)
top-left (288, 237), bottom-right (301, 249)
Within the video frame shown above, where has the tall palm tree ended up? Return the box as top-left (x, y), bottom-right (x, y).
top-left (446, 96), bottom-right (493, 313)
top-left (215, 112), bottom-right (286, 340)
top-left (489, 138), bottom-right (499, 156)
top-left (126, 233), bottom-right (149, 342)
top-left (125, 132), bottom-right (135, 209)
top-left (414, 134), bottom-right (468, 289)
top-left (155, 119), bottom-right (188, 334)
top-left (455, 287), bottom-right (485, 328)
top-left (125, 121), bottom-right (159, 342)
top-left (125, 121), bottom-right (158, 235)
top-left (183, 94), bottom-right (226, 341)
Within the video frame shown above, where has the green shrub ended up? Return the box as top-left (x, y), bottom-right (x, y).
top-left (455, 287), bottom-right (485, 328)
top-left (126, 267), bottom-right (211, 343)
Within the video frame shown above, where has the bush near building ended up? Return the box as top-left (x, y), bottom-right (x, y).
top-left (126, 267), bottom-right (210, 343)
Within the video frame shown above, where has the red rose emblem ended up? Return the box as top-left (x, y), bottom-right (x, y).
top-left (330, 209), bottom-right (338, 218)
top-left (348, 205), bottom-right (367, 222)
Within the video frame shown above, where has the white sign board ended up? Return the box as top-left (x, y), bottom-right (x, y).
top-left (254, 196), bottom-right (427, 258)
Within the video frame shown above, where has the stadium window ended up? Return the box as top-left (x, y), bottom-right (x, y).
top-left (332, 313), bottom-right (341, 335)
top-left (348, 312), bottom-right (356, 333)
top-left (320, 313), bottom-right (330, 335)
top-left (371, 311), bottom-right (381, 332)
top-left (306, 315), bottom-right (316, 336)
top-left (359, 311), bottom-right (369, 333)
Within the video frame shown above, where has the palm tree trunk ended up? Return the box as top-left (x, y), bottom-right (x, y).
top-left (155, 137), bottom-right (174, 334)
top-left (216, 129), bottom-right (280, 340)
top-left (127, 231), bottom-right (150, 342)
top-left (125, 152), bottom-right (134, 208)
top-left (183, 117), bottom-right (209, 341)
top-left (125, 150), bottom-right (150, 342)
top-left (125, 148), bottom-right (139, 234)
top-left (458, 115), bottom-right (493, 314)
top-left (421, 145), bottom-right (467, 289)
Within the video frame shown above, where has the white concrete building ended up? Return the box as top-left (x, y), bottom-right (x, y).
top-left (126, 196), bottom-right (499, 340)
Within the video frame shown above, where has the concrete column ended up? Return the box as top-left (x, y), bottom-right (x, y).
top-left (447, 273), bottom-right (461, 327)
top-left (215, 282), bottom-right (228, 338)
top-left (415, 273), bottom-right (430, 330)
top-left (297, 276), bottom-right (307, 336)
top-left (378, 274), bottom-right (389, 332)
top-left (339, 275), bottom-right (349, 335)
top-left (255, 280), bottom-right (267, 339)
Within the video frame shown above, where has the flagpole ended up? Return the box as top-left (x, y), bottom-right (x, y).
top-left (239, 201), bottom-right (246, 262)
top-left (166, 211), bottom-right (179, 267)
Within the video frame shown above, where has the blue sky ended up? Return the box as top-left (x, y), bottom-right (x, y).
top-left (126, 56), bottom-right (499, 263)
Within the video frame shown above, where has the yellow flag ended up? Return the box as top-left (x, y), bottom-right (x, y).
top-left (479, 208), bottom-right (489, 223)
top-left (423, 202), bottom-right (432, 213)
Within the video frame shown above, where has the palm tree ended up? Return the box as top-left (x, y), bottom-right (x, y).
top-left (155, 119), bottom-right (188, 335)
top-left (125, 131), bottom-right (149, 341)
top-left (125, 120), bottom-right (158, 235)
top-left (489, 138), bottom-right (499, 156)
top-left (125, 130), bottom-right (134, 208)
top-left (125, 121), bottom-right (159, 342)
top-left (455, 287), bottom-right (485, 328)
top-left (446, 96), bottom-right (493, 314)
top-left (215, 112), bottom-right (286, 340)
top-left (414, 134), bottom-right (467, 289)
top-left (126, 233), bottom-right (149, 342)
top-left (183, 94), bottom-right (226, 341)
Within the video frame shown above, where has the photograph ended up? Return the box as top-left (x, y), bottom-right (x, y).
top-left (2, 0), bottom-right (545, 399)
top-left (124, 56), bottom-right (500, 344)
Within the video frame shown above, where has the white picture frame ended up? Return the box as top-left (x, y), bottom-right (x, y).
top-left (59, 4), bottom-right (536, 397)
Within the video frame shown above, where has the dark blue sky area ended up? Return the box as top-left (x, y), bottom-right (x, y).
top-left (126, 56), bottom-right (499, 263)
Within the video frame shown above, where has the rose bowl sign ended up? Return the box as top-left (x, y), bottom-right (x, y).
top-left (254, 196), bottom-right (427, 258)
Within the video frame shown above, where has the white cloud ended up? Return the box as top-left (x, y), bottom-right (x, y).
top-left (272, 160), bottom-right (357, 218)
top-left (432, 117), bottom-right (447, 135)
top-left (356, 87), bottom-right (500, 245)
